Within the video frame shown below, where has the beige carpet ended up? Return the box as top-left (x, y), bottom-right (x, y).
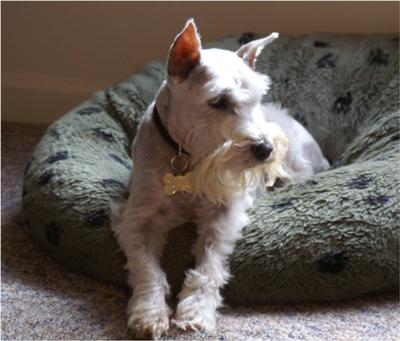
top-left (2, 121), bottom-right (399, 340)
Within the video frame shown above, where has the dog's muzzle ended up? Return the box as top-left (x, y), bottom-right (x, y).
top-left (251, 141), bottom-right (273, 162)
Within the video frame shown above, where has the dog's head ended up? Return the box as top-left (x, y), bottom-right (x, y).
top-left (156, 19), bottom-right (288, 204)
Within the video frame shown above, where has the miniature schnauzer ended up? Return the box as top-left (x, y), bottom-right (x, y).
top-left (113, 19), bottom-right (329, 339)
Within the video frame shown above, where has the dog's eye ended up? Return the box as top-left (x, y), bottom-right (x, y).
top-left (208, 95), bottom-right (228, 110)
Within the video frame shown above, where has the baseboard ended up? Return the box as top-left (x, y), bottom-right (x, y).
top-left (2, 72), bottom-right (112, 124)
top-left (3, 71), bottom-right (112, 96)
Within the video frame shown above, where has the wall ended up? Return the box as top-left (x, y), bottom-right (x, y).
top-left (2, 1), bottom-right (399, 123)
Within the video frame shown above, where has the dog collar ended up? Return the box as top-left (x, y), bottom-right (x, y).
top-left (152, 105), bottom-right (190, 156)
top-left (153, 105), bottom-right (194, 195)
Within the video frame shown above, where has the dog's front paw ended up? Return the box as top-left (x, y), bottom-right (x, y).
top-left (172, 295), bottom-right (217, 333)
top-left (128, 306), bottom-right (171, 339)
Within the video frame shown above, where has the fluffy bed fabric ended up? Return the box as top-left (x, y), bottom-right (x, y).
top-left (22, 33), bottom-right (399, 304)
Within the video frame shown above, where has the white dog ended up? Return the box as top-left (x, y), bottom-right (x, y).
top-left (113, 19), bottom-right (329, 339)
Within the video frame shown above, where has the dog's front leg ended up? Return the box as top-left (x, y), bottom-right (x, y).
top-left (114, 205), bottom-right (172, 339)
top-left (173, 202), bottom-right (248, 332)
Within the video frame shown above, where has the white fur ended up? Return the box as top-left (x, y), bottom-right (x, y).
top-left (262, 103), bottom-right (330, 181)
top-left (112, 19), bottom-right (329, 339)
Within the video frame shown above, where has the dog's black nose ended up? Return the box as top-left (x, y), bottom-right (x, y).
top-left (252, 142), bottom-right (273, 162)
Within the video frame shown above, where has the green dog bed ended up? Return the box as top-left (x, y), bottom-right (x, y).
top-left (22, 33), bottom-right (399, 304)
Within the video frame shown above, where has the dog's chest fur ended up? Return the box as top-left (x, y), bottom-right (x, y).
top-left (130, 106), bottom-right (233, 227)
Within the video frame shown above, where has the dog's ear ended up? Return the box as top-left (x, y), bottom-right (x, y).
top-left (236, 32), bottom-right (279, 69)
top-left (167, 18), bottom-right (201, 81)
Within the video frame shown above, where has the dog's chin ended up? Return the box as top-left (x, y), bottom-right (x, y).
top-left (190, 136), bottom-right (290, 205)
top-left (262, 153), bottom-right (290, 187)
top-left (190, 149), bottom-right (263, 206)
top-left (236, 147), bottom-right (275, 170)
top-left (230, 153), bottom-right (259, 170)
top-left (228, 147), bottom-right (290, 188)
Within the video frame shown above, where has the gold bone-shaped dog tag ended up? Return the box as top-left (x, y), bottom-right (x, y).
top-left (163, 172), bottom-right (194, 196)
